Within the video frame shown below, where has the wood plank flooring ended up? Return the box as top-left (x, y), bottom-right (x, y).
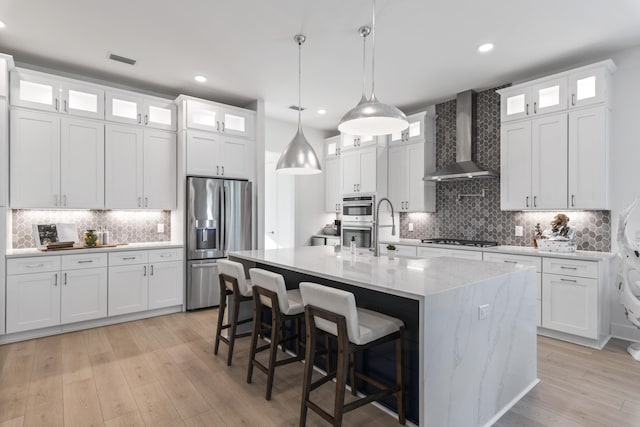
top-left (0, 309), bottom-right (639, 426)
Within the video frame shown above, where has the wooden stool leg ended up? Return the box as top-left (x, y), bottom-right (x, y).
top-left (265, 315), bottom-right (280, 401)
top-left (333, 337), bottom-right (350, 427)
top-left (214, 290), bottom-right (226, 355)
top-left (227, 293), bottom-right (241, 366)
top-left (247, 297), bottom-right (261, 384)
top-left (299, 317), bottom-right (316, 427)
top-left (396, 331), bottom-right (406, 425)
top-left (325, 334), bottom-right (331, 373)
top-left (349, 351), bottom-right (357, 396)
top-left (295, 317), bottom-right (301, 356)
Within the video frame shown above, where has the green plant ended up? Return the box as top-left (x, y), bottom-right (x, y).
top-left (386, 244), bottom-right (396, 251)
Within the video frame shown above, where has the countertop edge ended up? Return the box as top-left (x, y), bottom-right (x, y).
top-left (6, 242), bottom-right (184, 258)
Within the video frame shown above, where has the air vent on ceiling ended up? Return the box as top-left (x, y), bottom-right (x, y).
top-left (108, 53), bottom-right (137, 66)
top-left (288, 105), bottom-right (306, 111)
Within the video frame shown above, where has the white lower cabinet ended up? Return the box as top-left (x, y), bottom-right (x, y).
top-left (416, 246), bottom-right (482, 260)
top-left (7, 271), bottom-right (60, 333)
top-left (61, 267), bottom-right (108, 324)
top-left (148, 261), bottom-right (183, 309)
top-left (108, 263), bottom-right (149, 316)
top-left (378, 244), bottom-right (417, 257)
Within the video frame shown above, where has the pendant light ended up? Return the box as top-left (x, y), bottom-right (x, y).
top-left (338, 0), bottom-right (408, 136)
top-left (276, 34), bottom-right (322, 175)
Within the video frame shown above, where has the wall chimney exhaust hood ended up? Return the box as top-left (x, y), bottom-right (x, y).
top-left (424, 90), bottom-right (499, 182)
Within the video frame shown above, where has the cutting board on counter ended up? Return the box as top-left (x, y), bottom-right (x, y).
top-left (37, 243), bottom-right (128, 251)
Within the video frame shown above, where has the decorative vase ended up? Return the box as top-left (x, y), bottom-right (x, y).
top-left (84, 229), bottom-right (98, 247)
top-left (388, 250), bottom-right (396, 260)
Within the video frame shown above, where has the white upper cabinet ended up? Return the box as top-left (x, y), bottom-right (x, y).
top-left (105, 124), bottom-right (144, 209)
top-left (340, 134), bottom-right (377, 151)
top-left (10, 70), bottom-right (105, 119)
top-left (500, 121), bottom-right (532, 210)
top-left (531, 113), bottom-right (568, 209)
top-left (325, 135), bottom-right (341, 158)
top-left (324, 136), bottom-right (342, 213)
top-left (185, 130), bottom-right (251, 179)
top-left (106, 90), bottom-right (176, 131)
top-left (569, 67), bottom-right (608, 109)
top-left (388, 141), bottom-right (435, 212)
top-left (390, 111), bottom-right (429, 145)
top-left (530, 77), bottom-right (568, 116)
top-left (499, 87), bottom-right (531, 123)
top-left (143, 130), bottom-right (177, 209)
top-left (183, 98), bottom-right (255, 139)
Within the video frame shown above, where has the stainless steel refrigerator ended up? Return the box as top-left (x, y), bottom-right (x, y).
top-left (186, 177), bottom-right (252, 310)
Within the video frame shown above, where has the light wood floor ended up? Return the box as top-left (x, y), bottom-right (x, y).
top-left (0, 310), bottom-right (638, 427)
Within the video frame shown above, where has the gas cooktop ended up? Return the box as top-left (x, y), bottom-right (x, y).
top-left (421, 238), bottom-right (498, 248)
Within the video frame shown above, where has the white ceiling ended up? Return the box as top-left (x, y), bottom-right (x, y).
top-left (1, 0), bottom-right (639, 131)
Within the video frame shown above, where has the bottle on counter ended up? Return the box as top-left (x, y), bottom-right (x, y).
top-left (102, 228), bottom-right (110, 245)
top-left (350, 236), bottom-right (356, 254)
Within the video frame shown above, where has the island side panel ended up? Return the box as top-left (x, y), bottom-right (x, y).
top-left (424, 268), bottom-right (538, 427)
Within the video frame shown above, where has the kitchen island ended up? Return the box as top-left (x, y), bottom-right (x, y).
top-left (230, 246), bottom-right (538, 427)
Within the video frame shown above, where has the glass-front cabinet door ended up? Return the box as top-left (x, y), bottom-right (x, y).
top-left (531, 77), bottom-right (568, 116)
top-left (10, 71), bottom-right (59, 112)
top-left (220, 109), bottom-right (255, 139)
top-left (144, 99), bottom-right (176, 131)
top-left (500, 87), bottom-right (531, 122)
top-left (106, 91), bottom-right (143, 126)
top-left (61, 82), bottom-right (104, 119)
top-left (186, 100), bottom-right (219, 132)
top-left (569, 67), bottom-right (606, 109)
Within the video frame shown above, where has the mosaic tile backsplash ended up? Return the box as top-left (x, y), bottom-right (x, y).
top-left (399, 86), bottom-right (611, 252)
top-left (12, 210), bottom-right (172, 248)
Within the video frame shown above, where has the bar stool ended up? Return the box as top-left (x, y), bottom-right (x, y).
top-left (215, 259), bottom-right (254, 366)
top-left (246, 268), bottom-right (306, 400)
top-left (298, 282), bottom-right (405, 427)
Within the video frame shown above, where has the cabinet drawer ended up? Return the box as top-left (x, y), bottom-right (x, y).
top-left (449, 249), bottom-right (483, 261)
top-left (483, 252), bottom-right (542, 272)
top-left (7, 256), bottom-right (61, 275)
top-left (149, 248), bottom-right (183, 263)
top-left (417, 246), bottom-right (447, 259)
top-left (543, 258), bottom-right (597, 279)
top-left (62, 253), bottom-right (108, 270)
top-left (109, 251), bottom-right (148, 266)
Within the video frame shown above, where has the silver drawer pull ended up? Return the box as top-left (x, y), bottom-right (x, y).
top-left (560, 266), bottom-right (577, 270)
top-left (77, 260), bottom-right (93, 264)
top-left (25, 263), bottom-right (45, 268)
top-left (503, 260), bottom-right (518, 264)
top-left (122, 257), bottom-right (136, 260)
top-left (160, 254), bottom-right (173, 258)
top-left (560, 278), bottom-right (577, 283)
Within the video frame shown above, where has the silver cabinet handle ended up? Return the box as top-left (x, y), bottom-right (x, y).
top-left (150, 265), bottom-right (154, 276)
top-left (122, 256), bottom-right (136, 260)
top-left (533, 101), bottom-right (537, 114)
top-left (25, 263), bottom-right (45, 268)
top-left (63, 195), bottom-right (67, 207)
top-left (160, 254), bottom-right (173, 258)
top-left (64, 273), bottom-right (67, 285)
top-left (405, 200), bottom-right (409, 210)
top-left (221, 166), bottom-right (224, 176)
top-left (525, 196), bottom-right (529, 208)
top-left (77, 260), bottom-right (93, 264)
top-left (54, 194), bottom-right (59, 207)
top-left (144, 265), bottom-right (147, 276)
top-left (357, 184), bottom-right (361, 192)
top-left (503, 260), bottom-right (518, 264)
top-left (571, 194), bottom-right (575, 207)
top-left (353, 184), bottom-right (356, 192)
top-left (217, 165), bottom-right (220, 175)
top-left (526, 103), bottom-right (529, 115)
top-left (54, 273), bottom-right (58, 286)
top-left (222, 122), bottom-right (225, 132)
top-left (64, 100), bottom-right (68, 112)
top-left (137, 197), bottom-right (142, 207)
top-left (145, 197), bottom-right (148, 207)
top-left (216, 121), bottom-right (220, 131)
top-left (533, 196), bottom-right (537, 207)
top-left (144, 114), bottom-right (149, 125)
top-left (55, 98), bottom-right (59, 111)
top-left (137, 113), bottom-right (142, 124)
top-left (571, 94), bottom-right (576, 106)
top-left (560, 278), bottom-right (577, 283)
top-left (560, 266), bottom-right (577, 270)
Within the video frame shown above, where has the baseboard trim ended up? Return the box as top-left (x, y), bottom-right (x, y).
top-left (537, 328), bottom-right (611, 349)
top-left (483, 378), bottom-right (540, 427)
top-left (610, 322), bottom-right (640, 343)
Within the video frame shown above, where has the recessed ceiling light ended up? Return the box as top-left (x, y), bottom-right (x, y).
top-left (317, 109), bottom-right (327, 115)
top-left (0, 21), bottom-right (5, 29)
top-left (478, 43), bottom-right (494, 53)
top-left (194, 75), bottom-right (207, 83)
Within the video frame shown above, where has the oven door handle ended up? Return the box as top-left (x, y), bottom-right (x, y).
top-left (342, 227), bottom-right (373, 231)
top-left (342, 202), bottom-right (373, 207)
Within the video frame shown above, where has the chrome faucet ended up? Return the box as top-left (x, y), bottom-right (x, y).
top-left (372, 197), bottom-right (396, 256)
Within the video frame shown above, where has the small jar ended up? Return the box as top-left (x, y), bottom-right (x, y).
top-left (84, 229), bottom-right (98, 247)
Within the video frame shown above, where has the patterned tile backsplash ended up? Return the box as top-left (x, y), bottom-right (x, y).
top-left (12, 210), bottom-right (172, 248)
top-left (399, 86), bottom-right (611, 252)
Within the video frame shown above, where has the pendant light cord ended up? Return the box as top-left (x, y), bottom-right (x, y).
top-left (371, 0), bottom-right (376, 97)
top-left (361, 27), bottom-right (367, 100)
top-left (298, 39), bottom-right (302, 130)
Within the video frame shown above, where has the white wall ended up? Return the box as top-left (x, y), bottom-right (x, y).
top-left (264, 118), bottom-right (334, 248)
top-left (608, 45), bottom-right (640, 341)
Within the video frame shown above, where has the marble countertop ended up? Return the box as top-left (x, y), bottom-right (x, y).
top-left (229, 246), bottom-right (532, 300)
top-left (311, 234), bottom-right (340, 239)
top-left (6, 242), bottom-right (183, 258)
top-left (381, 239), bottom-right (615, 261)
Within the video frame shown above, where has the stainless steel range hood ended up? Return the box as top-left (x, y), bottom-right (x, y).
top-left (424, 90), bottom-right (499, 182)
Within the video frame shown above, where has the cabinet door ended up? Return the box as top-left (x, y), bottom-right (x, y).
top-left (61, 82), bottom-right (105, 119)
top-left (417, 247), bottom-right (447, 259)
top-left (143, 130), bottom-right (176, 209)
top-left (325, 157), bottom-right (342, 213)
top-left (219, 136), bottom-right (251, 179)
top-left (61, 267), bottom-right (108, 324)
top-left (106, 91), bottom-right (143, 126)
top-left (568, 106), bottom-right (607, 209)
top-left (569, 67), bottom-right (607, 109)
top-left (387, 145), bottom-right (405, 209)
top-left (10, 71), bottom-right (60, 112)
top-left (148, 261), bottom-right (183, 309)
top-left (358, 147), bottom-right (377, 193)
top-left (341, 150), bottom-right (360, 194)
top-left (531, 77), bottom-right (568, 116)
top-left (325, 135), bottom-right (341, 157)
top-left (0, 99), bottom-right (7, 207)
top-left (220, 108), bottom-right (255, 139)
top-left (531, 113), bottom-right (568, 209)
top-left (10, 110), bottom-right (61, 208)
top-left (406, 112), bottom-right (426, 143)
top-left (105, 124), bottom-right (144, 209)
top-left (108, 264), bottom-right (148, 316)
top-left (542, 274), bottom-right (598, 339)
top-left (186, 100), bottom-right (220, 132)
top-left (6, 272), bottom-right (61, 333)
top-left (186, 130), bottom-right (220, 176)
top-left (500, 87), bottom-right (531, 122)
top-left (144, 98), bottom-right (176, 131)
top-left (341, 134), bottom-right (358, 152)
top-left (500, 121), bottom-right (531, 210)
top-left (448, 249), bottom-right (483, 261)
top-left (406, 142), bottom-right (426, 212)
top-left (60, 118), bottom-right (104, 208)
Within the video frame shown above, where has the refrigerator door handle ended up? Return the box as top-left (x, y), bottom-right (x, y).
top-left (223, 185), bottom-right (229, 254)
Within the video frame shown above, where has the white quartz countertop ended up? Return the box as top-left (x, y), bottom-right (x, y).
top-left (229, 246), bottom-right (532, 300)
top-left (311, 234), bottom-right (340, 239)
top-left (381, 239), bottom-right (615, 261)
top-left (6, 242), bottom-right (183, 258)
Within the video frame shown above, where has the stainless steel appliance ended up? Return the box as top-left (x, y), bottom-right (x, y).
top-left (341, 224), bottom-right (373, 249)
top-left (421, 238), bottom-right (498, 248)
top-left (186, 177), bottom-right (252, 310)
top-left (341, 195), bottom-right (374, 223)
